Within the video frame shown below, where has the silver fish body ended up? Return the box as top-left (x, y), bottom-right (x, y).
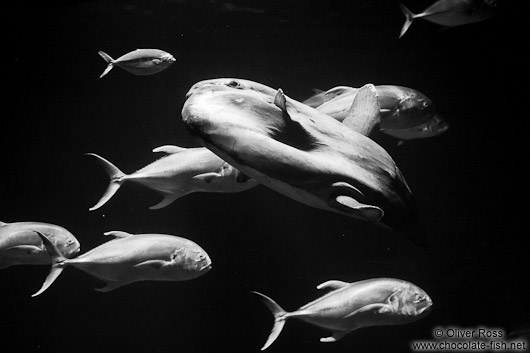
top-left (381, 115), bottom-right (450, 144)
top-left (87, 145), bottom-right (257, 210)
top-left (314, 85), bottom-right (439, 130)
top-left (32, 231), bottom-right (212, 296)
top-left (399, 0), bottom-right (498, 37)
top-left (0, 221), bottom-right (80, 269)
top-left (98, 49), bottom-right (176, 78)
top-left (182, 79), bottom-right (414, 228)
top-left (253, 278), bottom-right (433, 350)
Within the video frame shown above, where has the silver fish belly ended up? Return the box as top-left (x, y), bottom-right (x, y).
top-left (252, 278), bottom-right (433, 350)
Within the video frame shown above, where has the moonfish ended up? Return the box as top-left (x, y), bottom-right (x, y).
top-left (98, 49), bottom-right (176, 78)
top-left (253, 278), bottom-right (433, 350)
top-left (399, 0), bottom-right (498, 38)
top-left (381, 115), bottom-right (450, 145)
top-left (182, 78), bottom-right (413, 228)
top-left (86, 145), bottom-right (257, 211)
top-left (32, 231), bottom-right (212, 297)
top-left (0, 221), bottom-right (80, 269)
top-left (313, 85), bottom-right (439, 130)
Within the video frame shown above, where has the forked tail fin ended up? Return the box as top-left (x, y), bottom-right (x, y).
top-left (399, 3), bottom-right (415, 38)
top-left (98, 50), bottom-right (115, 78)
top-left (251, 291), bottom-right (288, 351)
top-left (85, 153), bottom-right (126, 211)
top-left (31, 232), bottom-right (68, 297)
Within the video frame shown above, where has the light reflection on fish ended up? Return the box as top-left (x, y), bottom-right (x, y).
top-left (86, 145), bottom-right (257, 211)
top-left (399, 0), bottom-right (499, 38)
top-left (0, 221), bottom-right (80, 269)
top-left (182, 78), bottom-right (414, 228)
top-left (253, 278), bottom-right (433, 350)
top-left (98, 49), bottom-right (176, 78)
top-left (32, 230), bottom-right (212, 297)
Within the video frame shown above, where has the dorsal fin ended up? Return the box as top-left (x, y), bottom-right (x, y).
top-left (152, 145), bottom-right (187, 154)
top-left (342, 84), bottom-right (381, 136)
top-left (316, 280), bottom-right (349, 291)
top-left (274, 89), bottom-right (290, 120)
top-left (103, 230), bottom-right (133, 238)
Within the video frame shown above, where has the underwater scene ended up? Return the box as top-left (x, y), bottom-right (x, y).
top-left (2, 0), bottom-right (528, 352)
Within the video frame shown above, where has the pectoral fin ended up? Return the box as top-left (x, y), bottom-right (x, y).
top-left (135, 259), bottom-right (167, 270)
top-left (4, 245), bottom-right (42, 255)
top-left (320, 330), bottom-right (349, 343)
top-left (193, 172), bottom-right (223, 183)
top-left (316, 280), bottom-right (349, 291)
top-left (343, 303), bottom-right (390, 319)
top-left (152, 145), bottom-right (187, 154)
top-left (329, 182), bottom-right (384, 222)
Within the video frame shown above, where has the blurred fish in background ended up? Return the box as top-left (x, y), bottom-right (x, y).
top-left (399, 0), bottom-right (499, 38)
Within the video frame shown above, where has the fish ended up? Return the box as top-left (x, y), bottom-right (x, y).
top-left (381, 115), bottom-right (450, 145)
top-left (0, 221), bottom-right (80, 269)
top-left (98, 49), bottom-right (176, 78)
top-left (86, 145), bottom-right (257, 211)
top-left (399, 0), bottom-right (499, 38)
top-left (313, 85), bottom-right (439, 130)
top-left (302, 86), bottom-right (356, 108)
top-left (182, 78), bottom-right (414, 228)
top-left (32, 230), bottom-right (212, 297)
top-left (252, 278), bottom-right (433, 350)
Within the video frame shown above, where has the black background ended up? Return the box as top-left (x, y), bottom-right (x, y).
top-left (2, 1), bottom-right (527, 352)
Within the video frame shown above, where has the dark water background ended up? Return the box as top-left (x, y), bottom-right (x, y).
top-left (2, 1), bottom-right (528, 352)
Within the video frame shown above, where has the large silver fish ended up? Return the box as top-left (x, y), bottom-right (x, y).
top-left (253, 278), bottom-right (433, 350)
top-left (0, 221), bottom-right (80, 269)
top-left (182, 78), bottom-right (414, 228)
top-left (98, 49), bottom-right (176, 78)
top-left (399, 0), bottom-right (498, 38)
top-left (87, 145), bottom-right (257, 210)
top-left (310, 85), bottom-right (440, 130)
top-left (32, 231), bottom-right (212, 297)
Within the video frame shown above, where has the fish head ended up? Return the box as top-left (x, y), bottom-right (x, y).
top-left (423, 115), bottom-right (450, 136)
top-left (389, 284), bottom-right (433, 320)
top-left (46, 226), bottom-right (81, 258)
top-left (161, 52), bottom-right (176, 64)
top-left (183, 78), bottom-right (287, 149)
top-left (378, 86), bottom-right (438, 130)
top-left (167, 244), bottom-right (212, 280)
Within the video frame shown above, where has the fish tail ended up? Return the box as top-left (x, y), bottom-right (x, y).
top-left (98, 50), bottom-right (115, 78)
top-left (251, 291), bottom-right (288, 351)
top-left (399, 3), bottom-right (415, 38)
top-left (85, 153), bottom-right (126, 211)
top-left (31, 231), bottom-right (68, 297)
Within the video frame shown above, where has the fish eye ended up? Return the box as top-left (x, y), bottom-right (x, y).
top-left (227, 80), bottom-right (241, 88)
top-left (413, 294), bottom-right (425, 303)
top-left (66, 239), bottom-right (74, 245)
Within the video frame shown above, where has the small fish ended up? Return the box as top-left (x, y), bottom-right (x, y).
top-left (380, 115), bottom-right (450, 145)
top-left (0, 221), bottom-right (80, 269)
top-left (399, 0), bottom-right (498, 38)
top-left (86, 145), bottom-right (257, 211)
top-left (253, 278), bottom-right (433, 350)
top-left (98, 49), bottom-right (176, 78)
top-left (32, 230), bottom-right (212, 297)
